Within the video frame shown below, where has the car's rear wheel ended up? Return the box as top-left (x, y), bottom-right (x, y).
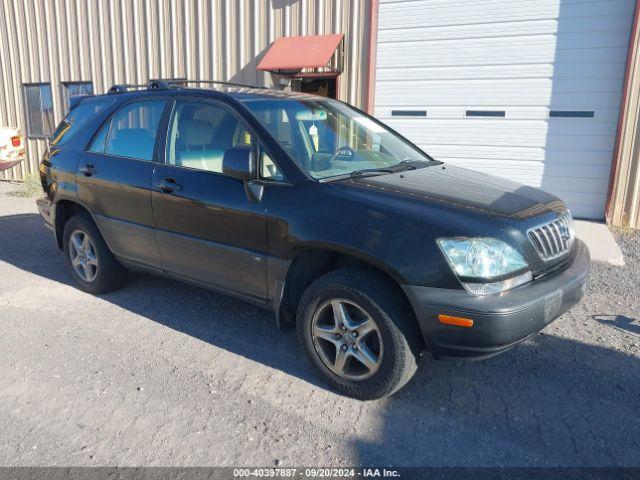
top-left (63, 213), bottom-right (126, 294)
top-left (297, 268), bottom-right (421, 400)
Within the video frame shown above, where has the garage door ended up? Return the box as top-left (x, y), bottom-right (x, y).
top-left (374, 0), bottom-right (635, 219)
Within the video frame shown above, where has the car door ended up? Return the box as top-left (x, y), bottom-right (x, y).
top-left (151, 98), bottom-right (268, 301)
top-left (77, 98), bottom-right (169, 270)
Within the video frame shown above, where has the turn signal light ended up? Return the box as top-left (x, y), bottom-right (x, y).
top-left (11, 135), bottom-right (21, 147)
top-left (438, 314), bottom-right (474, 328)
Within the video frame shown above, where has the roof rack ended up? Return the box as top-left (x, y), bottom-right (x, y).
top-left (106, 79), bottom-right (271, 95)
top-left (165, 79), bottom-right (270, 90)
top-left (148, 79), bottom-right (170, 90)
top-left (107, 84), bottom-right (149, 94)
top-left (107, 81), bottom-right (175, 94)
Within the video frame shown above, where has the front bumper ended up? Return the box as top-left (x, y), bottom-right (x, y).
top-left (403, 239), bottom-right (590, 360)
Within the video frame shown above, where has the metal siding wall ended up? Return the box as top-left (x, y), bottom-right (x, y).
top-left (0, 0), bottom-right (372, 180)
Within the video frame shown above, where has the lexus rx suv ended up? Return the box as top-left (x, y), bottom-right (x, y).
top-left (37, 81), bottom-right (590, 400)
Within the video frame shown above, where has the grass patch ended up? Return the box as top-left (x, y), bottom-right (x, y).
top-left (8, 173), bottom-right (43, 198)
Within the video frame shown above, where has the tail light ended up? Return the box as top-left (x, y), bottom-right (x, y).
top-left (11, 135), bottom-right (21, 147)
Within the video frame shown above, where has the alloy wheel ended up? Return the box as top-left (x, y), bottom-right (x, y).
top-left (311, 299), bottom-right (383, 381)
top-left (69, 230), bottom-right (98, 283)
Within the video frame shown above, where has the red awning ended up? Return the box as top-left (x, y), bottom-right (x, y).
top-left (257, 34), bottom-right (344, 72)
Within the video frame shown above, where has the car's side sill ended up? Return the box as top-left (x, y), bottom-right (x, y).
top-left (117, 256), bottom-right (271, 312)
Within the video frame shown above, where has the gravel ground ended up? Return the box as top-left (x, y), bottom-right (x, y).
top-left (0, 180), bottom-right (639, 467)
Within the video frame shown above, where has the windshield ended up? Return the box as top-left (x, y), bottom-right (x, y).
top-left (242, 98), bottom-right (435, 180)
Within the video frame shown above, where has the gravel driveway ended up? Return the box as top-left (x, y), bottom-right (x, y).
top-left (0, 181), bottom-right (639, 467)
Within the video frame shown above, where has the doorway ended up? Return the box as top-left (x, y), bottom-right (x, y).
top-left (293, 77), bottom-right (337, 99)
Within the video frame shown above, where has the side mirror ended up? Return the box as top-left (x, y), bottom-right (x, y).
top-left (222, 147), bottom-right (254, 181)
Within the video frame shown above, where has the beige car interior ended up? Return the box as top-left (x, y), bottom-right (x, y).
top-left (171, 104), bottom-right (281, 179)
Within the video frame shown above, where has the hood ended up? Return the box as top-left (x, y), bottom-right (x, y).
top-left (345, 164), bottom-right (565, 219)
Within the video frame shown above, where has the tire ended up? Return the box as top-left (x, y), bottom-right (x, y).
top-left (62, 213), bottom-right (127, 294)
top-left (297, 268), bottom-right (422, 400)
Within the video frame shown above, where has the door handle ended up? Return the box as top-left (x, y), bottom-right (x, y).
top-left (156, 178), bottom-right (181, 193)
top-left (79, 164), bottom-right (96, 176)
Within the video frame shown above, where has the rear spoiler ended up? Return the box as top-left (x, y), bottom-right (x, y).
top-left (68, 94), bottom-right (95, 111)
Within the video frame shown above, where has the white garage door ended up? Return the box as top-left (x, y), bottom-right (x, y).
top-left (374, 0), bottom-right (635, 219)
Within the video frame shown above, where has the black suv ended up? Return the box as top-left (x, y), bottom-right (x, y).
top-left (37, 81), bottom-right (590, 400)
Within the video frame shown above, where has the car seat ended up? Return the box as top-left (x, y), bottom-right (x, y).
top-left (177, 119), bottom-right (225, 172)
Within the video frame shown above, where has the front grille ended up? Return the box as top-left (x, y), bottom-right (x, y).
top-left (528, 211), bottom-right (574, 261)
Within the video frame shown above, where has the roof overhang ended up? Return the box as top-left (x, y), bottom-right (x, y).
top-left (257, 34), bottom-right (344, 74)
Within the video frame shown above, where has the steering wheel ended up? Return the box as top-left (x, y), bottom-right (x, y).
top-left (328, 146), bottom-right (355, 163)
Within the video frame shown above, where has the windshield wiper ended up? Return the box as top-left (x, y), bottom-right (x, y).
top-left (319, 160), bottom-right (425, 183)
top-left (350, 168), bottom-right (396, 179)
top-left (350, 160), bottom-right (420, 179)
top-left (390, 159), bottom-right (418, 172)
top-left (318, 168), bottom-right (392, 182)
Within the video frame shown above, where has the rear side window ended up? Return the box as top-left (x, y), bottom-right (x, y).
top-left (50, 97), bottom-right (116, 147)
top-left (89, 100), bottom-right (166, 161)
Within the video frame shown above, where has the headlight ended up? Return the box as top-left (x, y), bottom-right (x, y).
top-left (437, 237), bottom-right (532, 295)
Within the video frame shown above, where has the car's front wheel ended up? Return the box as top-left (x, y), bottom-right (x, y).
top-left (297, 268), bottom-right (422, 400)
top-left (62, 213), bottom-right (126, 294)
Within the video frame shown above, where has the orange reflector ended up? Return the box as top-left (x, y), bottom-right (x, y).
top-left (11, 135), bottom-right (21, 147)
top-left (438, 314), bottom-right (474, 328)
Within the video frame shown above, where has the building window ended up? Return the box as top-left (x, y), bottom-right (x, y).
top-left (23, 83), bottom-right (55, 139)
top-left (61, 81), bottom-right (94, 112)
